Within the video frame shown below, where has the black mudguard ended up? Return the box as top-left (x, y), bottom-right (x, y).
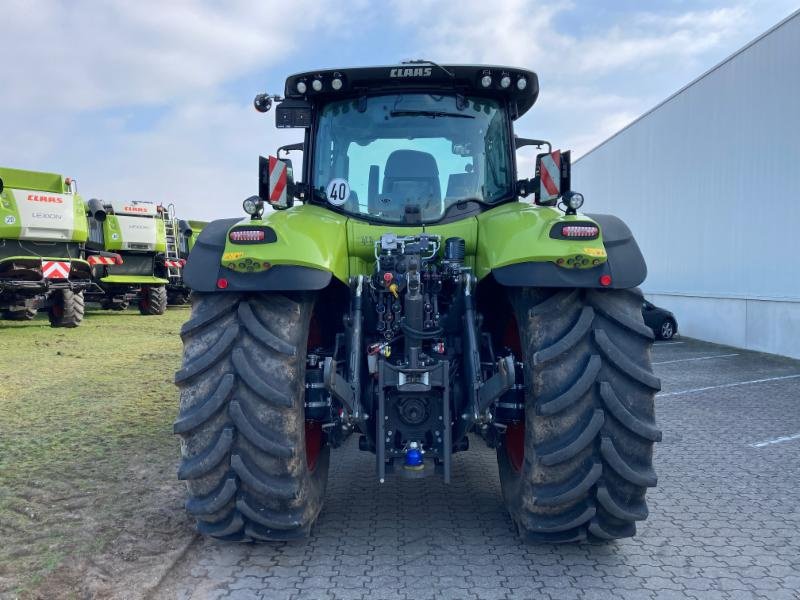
top-left (183, 218), bottom-right (332, 293)
top-left (492, 213), bottom-right (647, 289)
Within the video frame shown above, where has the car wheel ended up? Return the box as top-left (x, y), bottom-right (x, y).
top-left (659, 319), bottom-right (675, 340)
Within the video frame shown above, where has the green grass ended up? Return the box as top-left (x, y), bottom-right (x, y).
top-left (0, 307), bottom-right (187, 595)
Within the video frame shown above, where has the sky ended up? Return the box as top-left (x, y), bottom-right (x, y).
top-left (1, 0), bottom-right (798, 221)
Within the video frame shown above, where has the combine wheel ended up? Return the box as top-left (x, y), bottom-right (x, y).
top-left (48, 290), bottom-right (85, 328)
top-left (497, 287), bottom-right (661, 542)
top-left (139, 285), bottom-right (168, 315)
top-left (174, 292), bottom-right (329, 541)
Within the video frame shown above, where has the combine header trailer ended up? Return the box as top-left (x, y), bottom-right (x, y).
top-left (174, 62), bottom-right (661, 544)
top-left (0, 167), bottom-right (91, 326)
top-left (84, 199), bottom-right (169, 315)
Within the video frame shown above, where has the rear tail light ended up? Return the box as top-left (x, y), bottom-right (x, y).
top-left (561, 225), bottom-right (598, 238)
top-left (229, 229), bottom-right (266, 242)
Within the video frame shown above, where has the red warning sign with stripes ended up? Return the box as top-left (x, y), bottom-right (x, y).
top-left (87, 255), bottom-right (121, 266)
top-left (538, 150), bottom-right (561, 202)
top-left (42, 260), bottom-right (70, 279)
top-left (268, 156), bottom-right (287, 206)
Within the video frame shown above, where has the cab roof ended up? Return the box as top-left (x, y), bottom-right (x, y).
top-left (283, 63), bottom-right (539, 119)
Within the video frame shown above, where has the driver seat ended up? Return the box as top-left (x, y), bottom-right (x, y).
top-left (379, 150), bottom-right (441, 214)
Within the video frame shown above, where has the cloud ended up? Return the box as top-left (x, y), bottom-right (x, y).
top-left (389, 1), bottom-right (750, 76)
top-left (0, 0), bottom-right (341, 111)
top-left (0, 0), bottom-right (345, 219)
top-left (68, 97), bottom-right (305, 221)
top-left (1, 0), bottom-right (796, 220)
top-left (385, 1), bottom-right (780, 156)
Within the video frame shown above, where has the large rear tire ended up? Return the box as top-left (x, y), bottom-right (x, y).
top-left (138, 285), bottom-right (167, 315)
top-left (48, 290), bottom-right (85, 328)
top-left (174, 292), bottom-right (329, 541)
top-left (497, 287), bottom-right (661, 543)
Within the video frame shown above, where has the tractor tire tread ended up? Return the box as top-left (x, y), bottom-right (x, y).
top-left (175, 292), bottom-right (329, 541)
top-left (499, 287), bottom-right (660, 543)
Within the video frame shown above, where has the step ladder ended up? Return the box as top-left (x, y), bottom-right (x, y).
top-left (163, 204), bottom-right (182, 281)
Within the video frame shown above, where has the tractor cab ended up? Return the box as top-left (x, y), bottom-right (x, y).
top-left (250, 63), bottom-right (574, 223)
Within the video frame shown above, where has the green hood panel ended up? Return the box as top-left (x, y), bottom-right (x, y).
top-left (0, 187), bottom-right (88, 243)
top-left (102, 215), bottom-right (166, 252)
top-left (0, 167), bottom-right (66, 193)
top-left (219, 201), bottom-right (608, 285)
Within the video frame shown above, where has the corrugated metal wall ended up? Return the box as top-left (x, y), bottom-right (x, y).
top-left (573, 10), bottom-right (800, 358)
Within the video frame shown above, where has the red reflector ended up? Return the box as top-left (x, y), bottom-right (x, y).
top-left (599, 274), bottom-right (612, 287)
top-left (113, 254), bottom-right (123, 265)
top-left (216, 278), bottom-right (229, 289)
top-left (562, 225), bottom-right (599, 238)
top-left (229, 229), bottom-right (265, 242)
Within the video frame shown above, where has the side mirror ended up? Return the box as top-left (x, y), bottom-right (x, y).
top-left (534, 150), bottom-right (571, 206)
top-left (259, 155), bottom-right (293, 210)
top-left (0, 177), bottom-right (4, 194)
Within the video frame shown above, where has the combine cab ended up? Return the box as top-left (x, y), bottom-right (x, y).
top-left (0, 167), bottom-right (91, 327)
top-left (174, 63), bottom-right (661, 543)
top-left (84, 199), bottom-right (169, 315)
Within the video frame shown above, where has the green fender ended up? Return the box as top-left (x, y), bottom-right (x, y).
top-left (476, 202), bottom-right (646, 289)
top-left (184, 205), bottom-right (350, 292)
top-left (184, 201), bottom-right (645, 293)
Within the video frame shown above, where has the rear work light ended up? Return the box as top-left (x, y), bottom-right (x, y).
top-left (229, 229), bottom-right (266, 242)
top-left (560, 225), bottom-right (599, 238)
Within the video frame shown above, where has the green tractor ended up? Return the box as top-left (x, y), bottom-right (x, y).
top-left (84, 199), bottom-right (170, 315)
top-left (174, 63), bottom-right (661, 543)
top-left (166, 216), bottom-right (207, 306)
top-left (0, 167), bottom-right (92, 327)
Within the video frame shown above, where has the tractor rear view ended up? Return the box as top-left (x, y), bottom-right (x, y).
top-left (0, 167), bottom-right (91, 327)
top-left (84, 199), bottom-right (170, 315)
top-left (174, 63), bottom-right (661, 543)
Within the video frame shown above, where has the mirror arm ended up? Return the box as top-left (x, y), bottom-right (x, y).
top-left (515, 137), bottom-right (551, 153)
top-left (277, 142), bottom-right (304, 157)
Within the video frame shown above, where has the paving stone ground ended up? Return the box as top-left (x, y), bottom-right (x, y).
top-left (154, 338), bottom-right (800, 600)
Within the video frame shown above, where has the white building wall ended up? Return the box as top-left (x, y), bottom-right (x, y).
top-left (573, 10), bottom-right (800, 359)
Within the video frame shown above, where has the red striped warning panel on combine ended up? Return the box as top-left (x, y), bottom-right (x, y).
top-left (42, 261), bottom-right (70, 279)
top-left (87, 255), bottom-right (117, 266)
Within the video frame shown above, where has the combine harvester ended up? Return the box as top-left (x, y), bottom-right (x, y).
top-left (0, 167), bottom-right (91, 327)
top-left (84, 199), bottom-right (175, 315)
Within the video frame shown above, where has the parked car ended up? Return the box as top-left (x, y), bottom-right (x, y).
top-left (642, 300), bottom-right (678, 340)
